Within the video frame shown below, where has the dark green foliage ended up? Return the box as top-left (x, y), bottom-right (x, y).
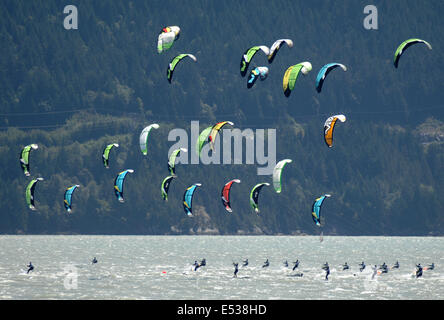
top-left (0, 0), bottom-right (443, 235)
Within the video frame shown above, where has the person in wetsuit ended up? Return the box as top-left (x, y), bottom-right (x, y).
top-left (193, 259), bottom-right (206, 271)
top-left (427, 263), bottom-right (435, 270)
top-left (242, 259), bottom-right (249, 267)
top-left (392, 261), bottom-right (399, 269)
top-left (262, 259), bottom-right (269, 268)
top-left (416, 264), bottom-right (423, 278)
top-left (283, 260), bottom-right (289, 268)
top-left (342, 262), bottom-right (350, 271)
top-left (233, 262), bottom-right (239, 278)
top-left (292, 260), bottom-right (299, 271)
top-left (379, 262), bottom-right (388, 274)
top-left (359, 261), bottom-right (365, 272)
top-left (92, 257), bottom-right (98, 264)
top-left (322, 262), bottom-right (330, 280)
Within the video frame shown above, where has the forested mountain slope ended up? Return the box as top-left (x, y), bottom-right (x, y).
top-left (0, 0), bottom-right (442, 235)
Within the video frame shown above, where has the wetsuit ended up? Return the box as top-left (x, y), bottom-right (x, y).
top-left (200, 259), bottom-right (206, 267)
top-left (292, 260), bottom-right (299, 271)
top-left (359, 262), bottom-right (365, 272)
top-left (262, 259), bottom-right (269, 268)
top-left (392, 261), bottom-right (399, 269)
top-left (27, 262), bottom-right (34, 274)
top-left (233, 263), bottom-right (239, 278)
top-left (416, 264), bottom-right (423, 278)
top-left (322, 263), bottom-right (330, 280)
top-left (193, 261), bottom-right (200, 271)
top-left (342, 263), bottom-right (349, 271)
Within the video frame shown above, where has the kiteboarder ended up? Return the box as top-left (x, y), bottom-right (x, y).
top-left (322, 262), bottom-right (330, 280)
top-left (233, 262), bottom-right (239, 278)
top-left (92, 257), bottom-right (98, 264)
top-left (379, 262), bottom-right (388, 274)
top-left (392, 261), bottom-right (399, 269)
top-left (242, 259), bottom-right (249, 267)
top-left (292, 260), bottom-right (299, 271)
top-left (192, 259), bottom-right (206, 271)
top-left (342, 262), bottom-right (350, 271)
top-left (359, 261), bottom-right (365, 272)
top-left (416, 264), bottom-right (423, 278)
top-left (27, 262), bottom-right (34, 274)
top-left (262, 259), bottom-right (269, 268)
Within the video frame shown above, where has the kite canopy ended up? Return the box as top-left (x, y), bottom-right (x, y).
top-left (139, 124), bottom-right (159, 156)
top-left (26, 177), bottom-right (44, 210)
top-left (157, 26), bottom-right (180, 54)
top-left (240, 45), bottom-right (270, 77)
top-left (209, 121), bottom-right (234, 151)
top-left (268, 39), bottom-right (293, 64)
top-left (161, 175), bottom-right (175, 201)
top-left (315, 63), bottom-right (347, 93)
top-left (114, 169), bottom-right (134, 203)
top-left (183, 183), bottom-right (202, 216)
top-left (272, 159), bottom-right (292, 193)
top-left (312, 194), bottom-right (331, 226)
top-left (247, 66), bottom-right (269, 88)
top-left (221, 179), bottom-right (241, 213)
top-left (196, 126), bottom-right (212, 158)
top-left (167, 54), bottom-right (197, 83)
top-left (102, 143), bottom-right (119, 168)
top-left (283, 62), bottom-right (312, 97)
top-left (64, 185), bottom-right (80, 212)
top-left (168, 148), bottom-right (187, 176)
top-left (20, 144), bottom-right (38, 177)
top-left (250, 182), bottom-right (270, 213)
top-left (324, 115), bottom-right (346, 148)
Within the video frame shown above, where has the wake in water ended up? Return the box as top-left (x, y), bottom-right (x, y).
top-left (1, 235), bottom-right (442, 299)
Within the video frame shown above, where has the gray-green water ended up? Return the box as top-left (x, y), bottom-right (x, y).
top-left (0, 235), bottom-right (442, 300)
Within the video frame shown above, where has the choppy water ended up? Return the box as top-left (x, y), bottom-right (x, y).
top-left (0, 235), bottom-right (442, 300)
